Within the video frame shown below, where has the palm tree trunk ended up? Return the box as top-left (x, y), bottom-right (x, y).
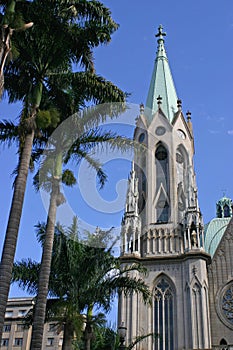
top-left (84, 306), bottom-right (94, 350)
top-left (0, 129), bottom-right (35, 340)
top-left (84, 325), bottom-right (93, 350)
top-left (30, 182), bottom-right (59, 350)
top-left (62, 320), bottom-right (74, 350)
top-left (30, 150), bottom-right (63, 350)
top-left (0, 77), bottom-right (41, 340)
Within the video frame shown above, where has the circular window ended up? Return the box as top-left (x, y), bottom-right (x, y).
top-left (216, 281), bottom-right (233, 329)
top-left (155, 126), bottom-right (166, 136)
top-left (138, 133), bottom-right (145, 143)
top-left (222, 284), bottom-right (233, 324)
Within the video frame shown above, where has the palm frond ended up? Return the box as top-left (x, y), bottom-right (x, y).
top-left (127, 333), bottom-right (158, 350)
top-left (0, 119), bottom-right (19, 147)
top-left (12, 259), bottom-right (40, 295)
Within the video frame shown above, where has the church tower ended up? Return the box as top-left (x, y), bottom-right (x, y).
top-left (119, 26), bottom-right (212, 350)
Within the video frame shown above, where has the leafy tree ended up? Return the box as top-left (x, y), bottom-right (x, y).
top-left (0, 0), bottom-right (126, 343)
top-left (12, 218), bottom-right (152, 350)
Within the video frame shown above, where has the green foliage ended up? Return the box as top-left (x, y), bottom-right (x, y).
top-left (12, 218), bottom-right (151, 347)
top-left (12, 259), bottom-right (40, 295)
top-left (1, 0), bottom-right (25, 29)
top-left (36, 108), bottom-right (60, 129)
top-left (78, 325), bottom-right (157, 350)
top-left (0, 120), bottom-right (19, 147)
top-left (62, 169), bottom-right (76, 186)
top-left (91, 326), bottom-right (117, 350)
top-left (4, 0), bottom-right (124, 107)
top-left (0, 0), bottom-right (129, 347)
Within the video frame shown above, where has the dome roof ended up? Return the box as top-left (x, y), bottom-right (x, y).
top-left (204, 195), bottom-right (232, 257)
top-left (204, 217), bottom-right (231, 257)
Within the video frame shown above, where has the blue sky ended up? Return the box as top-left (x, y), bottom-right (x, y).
top-left (0, 0), bottom-right (233, 322)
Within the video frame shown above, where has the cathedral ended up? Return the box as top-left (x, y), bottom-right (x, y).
top-left (118, 25), bottom-right (233, 350)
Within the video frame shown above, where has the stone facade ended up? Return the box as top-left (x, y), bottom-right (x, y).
top-left (208, 218), bottom-right (233, 346)
top-left (118, 25), bottom-right (233, 350)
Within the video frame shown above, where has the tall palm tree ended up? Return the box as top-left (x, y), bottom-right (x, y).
top-left (12, 218), bottom-right (151, 350)
top-left (0, 73), bottom-right (128, 349)
top-left (31, 117), bottom-right (131, 350)
top-left (27, 41), bottom-right (129, 349)
top-left (0, 0), bottom-right (125, 341)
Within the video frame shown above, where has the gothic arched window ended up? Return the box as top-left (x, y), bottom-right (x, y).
top-left (176, 146), bottom-right (188, 207)
top-left (154, 278), bottom-right (175, 350)
top-left (220, 338), bottom-right (228, 350)
top-left (155, 144), bottom-right (169, 223)
top-left (217, 204), bottom-right (223, 218)
top-left (224, 204), bottom-right (230, 218)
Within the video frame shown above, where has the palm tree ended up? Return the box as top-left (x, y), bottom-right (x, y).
top-left (31, 117), bottom-right (131, 350)
top-left (12, 218), bottom-right (151, 350)
top-left (0, 0), bottom-right (125, 341)
top-left (0, 73), bottom-right (128, 349)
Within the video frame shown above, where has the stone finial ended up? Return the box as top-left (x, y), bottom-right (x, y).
top-left (157, 95), bottom-right (162, 107)
top-left (186, 110), bottom-right (191, 121)
top-left (140, 103), bottom-right (144, 115)
top-left (177, 99), bottom-right (182, 111)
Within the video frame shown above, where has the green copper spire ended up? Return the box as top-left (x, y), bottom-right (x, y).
top-left (146, 25), bottom-right (178, 122)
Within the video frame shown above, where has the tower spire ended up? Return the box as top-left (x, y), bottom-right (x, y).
top-left (155, 24), bottom-right (167, 58)
top-left (146, 25), bottom-right (178, 122)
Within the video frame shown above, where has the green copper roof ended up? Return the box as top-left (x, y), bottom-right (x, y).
top-left (146, 25), bottom-right (178, 123)
top-left (204, 217), bottom-right (231, 257)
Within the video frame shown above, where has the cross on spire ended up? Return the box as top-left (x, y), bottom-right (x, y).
top-left (155, 24), bottom-right (166, 42)
top-left (221, 189), bottom-right (227, 197)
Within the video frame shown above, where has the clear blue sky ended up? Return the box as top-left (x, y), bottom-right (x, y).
top-left (0, 0), bottom-right (233, 323)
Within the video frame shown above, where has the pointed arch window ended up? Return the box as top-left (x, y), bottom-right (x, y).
top-left (155, 144), bottom-right (169, 223)
top-left (176, 146), bottom-right (188, 195)
top-left (138, 168), bottom-right (147, 214)
top-left (220, 339), bottom-right (228, 350)
top-left (216, 204), bottom-right (223, 218)
top-left (157, 200), bottom-right (169, 223)
top-left (224, 204), bottom-right (230, 218)
top-left (154, 278), bottom-right (175, 350)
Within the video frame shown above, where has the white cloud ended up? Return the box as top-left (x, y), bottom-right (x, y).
top-left (208, 129), bottom-right (220, 134)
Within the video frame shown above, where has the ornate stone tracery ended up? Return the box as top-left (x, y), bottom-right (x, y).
top-left (222, 283), bottom-right (233, 325)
